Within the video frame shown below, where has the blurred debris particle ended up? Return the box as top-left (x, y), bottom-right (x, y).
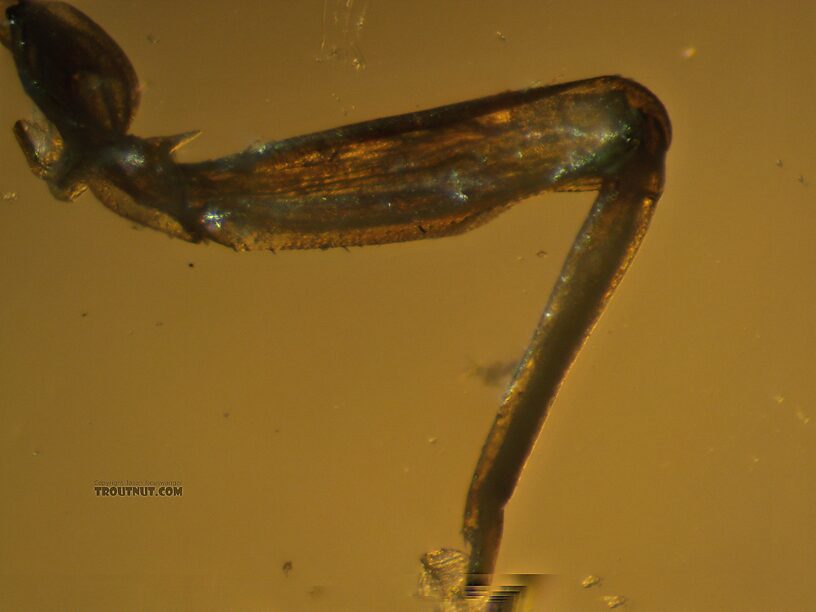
top-left (602, 594), bottom-right (627, 608)
top-left (469, 359), bottom-right (517, 387)
top-left (581, 575), bottom-right (601, 588)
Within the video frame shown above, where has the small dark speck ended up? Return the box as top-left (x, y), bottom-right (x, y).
top-left (798, 174), bottom-right (807, 186)
top-left (775, 159), bottom-right (783, 167)
top-left (282, 560), bottom-right (293, 576)
top-left (187, 262), bottom-right (195, 268)
top-left (274, 428), bottom-right (280, 434)
top-left (223, 412), bottom-right (230, 419)
top-left (417, 224), bottom-right (427, 234)
top-left (155, 321), bottom-right (164, 327)
top-left (536, 250), bottom-right (548, 257)
top-left (81, 312), bottom-right (88, 318)
top-left (32, 450), bottom-right (40, 457)
top-left (146, 34), bottom-right (159, 44)
top-left (342, 246), bottom-right (351, 253)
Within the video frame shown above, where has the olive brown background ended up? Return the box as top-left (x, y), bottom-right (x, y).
top-left (1, 1), bottom-right (815, 610)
